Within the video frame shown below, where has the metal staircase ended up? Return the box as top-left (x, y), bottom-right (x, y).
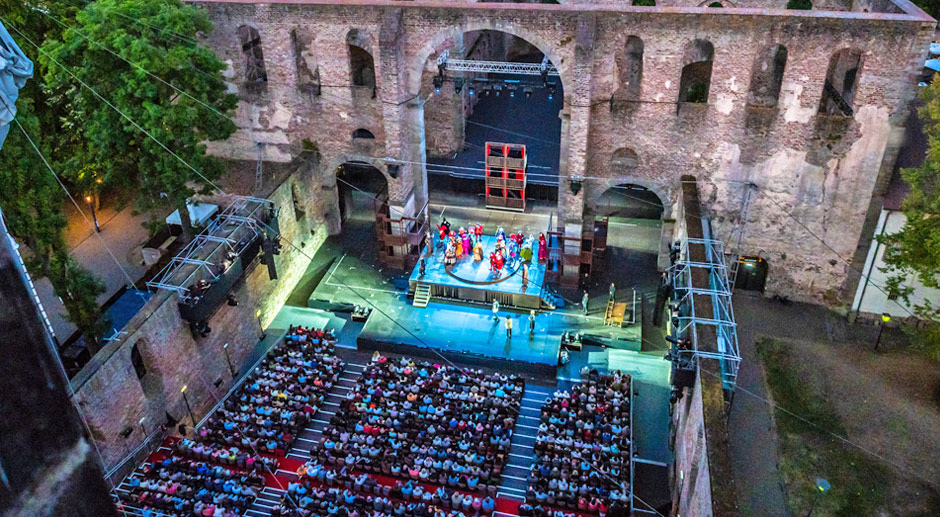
top-left (413, 282), bottom-right (432, 308)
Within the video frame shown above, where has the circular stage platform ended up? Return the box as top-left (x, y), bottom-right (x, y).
top-left (445, 259), bottom-right (520, 285)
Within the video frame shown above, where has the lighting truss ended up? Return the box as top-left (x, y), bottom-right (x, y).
top-left (668, 237), bottom-right (741, 390)
top-left (146, 196), bottom-right (272, 302)
top-left (437, 49), bottom-right (560, 76)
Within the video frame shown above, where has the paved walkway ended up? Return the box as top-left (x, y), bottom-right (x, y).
top-left (729, 294), bottom-right (880, 517)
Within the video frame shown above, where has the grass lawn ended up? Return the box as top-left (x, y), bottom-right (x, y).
top-left (757, 338), bottom-right (940, 516)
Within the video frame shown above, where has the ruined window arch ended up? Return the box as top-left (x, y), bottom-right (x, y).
top-left (678, 40), bottom-right (714, 104)
top-left (352, 128), bottom-right (375, 139)
top-left (747, 44), bottom-right (788, 108)
top-left (131, 341), bottom-right (147, 380)
top-left (610, 148), bottom-right (639, 170)
top-left (347, 30), bottom-right (376, 89)
top-left (819, 48), bottom-right (862, 116)
top-left (632, 0), bottom-right (656, 6)
top-left (237, 25), bottom-right (267, 95)
top-left (786, 0), bottom-right (813, 9)
top-left (616, 36), bottom-right (644, 101)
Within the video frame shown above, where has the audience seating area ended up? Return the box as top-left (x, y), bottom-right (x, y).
top-left (312, 355), bottom-right (525, 493)
top-left (525, 372), bottom-right (633, 514)
top-left (116, 326), bottom-right (343, 516)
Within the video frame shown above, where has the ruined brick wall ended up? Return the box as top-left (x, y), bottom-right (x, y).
top-left (194, 0), bottom-right (931, 304)
top-left (671, 371), bottom-right (713, 517)
top-left (69, 167), bottom-right (327, 470)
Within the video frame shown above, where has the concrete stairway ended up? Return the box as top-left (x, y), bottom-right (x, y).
top-left (285, 361), bottom-right (368, 462)
top-left (245, 486), bottom-right (285, 517)
top-left (496, 383), bottom-right (550, 502)
top-left (413, 283), bottom-right (432, 308)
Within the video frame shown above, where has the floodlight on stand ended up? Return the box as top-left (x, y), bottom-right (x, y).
top-left (493, 84), bottom-right (502, 96)
top-left (468, 84), bottom-right (475, 96)
top-left (433, 75), bottom-right (443, 94)
top-left (524, 86), bottom-right (534, 99)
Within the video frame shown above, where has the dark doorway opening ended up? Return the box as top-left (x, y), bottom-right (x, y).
top-left (734, 255), bottom-right (768, 292)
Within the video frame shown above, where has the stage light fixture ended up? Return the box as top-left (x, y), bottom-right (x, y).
top-left (455, 79), bottom-right (464, 93)
top-left (433, 75), bottom-right (443, 94)
top-left (524, 86), bottom-right (534, 99)
top-left (468, 84), bottom-right (475, 96)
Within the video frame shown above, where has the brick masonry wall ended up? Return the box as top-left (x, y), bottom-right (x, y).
top-left (70, 166), bottom-right (327, 470)
top-left (194, 0), bottom-right (932, 305)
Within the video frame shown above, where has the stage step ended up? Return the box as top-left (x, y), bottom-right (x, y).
top-left (413, 282), bottom-right (432, 308)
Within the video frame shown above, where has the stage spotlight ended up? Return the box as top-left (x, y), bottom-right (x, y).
top-left (433, 75), bottom-right (443, 94)
top-left (493, 84), bottom-right (502, 96)
top-left (468, 85), bottom-right (475, 96)
top-left (524, 86), bottom-right (534, 99)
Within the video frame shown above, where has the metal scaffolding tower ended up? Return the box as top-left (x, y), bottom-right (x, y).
top-left (146, 196), bottom-right (274, 304)
top-left (668, 237), bottom-right (741, 390)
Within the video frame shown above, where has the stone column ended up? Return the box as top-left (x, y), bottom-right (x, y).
top-left (557, 14), bottom-right (596, 284)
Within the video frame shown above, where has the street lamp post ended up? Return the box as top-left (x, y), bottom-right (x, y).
top-left (875, 312), bottom-right (891, 352)
top-left (256, 309), bottom-right (266, 341)
top-left (806, 478), bottom-right (830, 517)
top-left (180, 385), bottom-right (196, 428)
top-left (85, 195), bottom-right (101, 233)
top-left (222, 342), bottom-right (236, 379)
top-left (138, 416), bottom-right (147, 437)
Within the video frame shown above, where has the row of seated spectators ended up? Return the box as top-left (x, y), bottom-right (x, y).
top-left (314, 354), bottom-right (524, 492)
top-left (117, 326), bottom-right (342, 517)
top-left (120, 455), bottom-right (264, 516)
top-left (526, 371), bottom-right (633, 514)
top-left (271, 459), bottom-right (497, 517)
top-left (199, 327), bottom-right (344, 456)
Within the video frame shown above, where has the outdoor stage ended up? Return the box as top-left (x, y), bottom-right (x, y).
top-left (408, 235), bottom-right (547, 309)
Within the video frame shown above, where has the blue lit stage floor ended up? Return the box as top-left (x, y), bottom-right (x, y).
top-left (409, 235), bottom-right (547, 309)
top-left (358, 297), bottom-right (560, 371)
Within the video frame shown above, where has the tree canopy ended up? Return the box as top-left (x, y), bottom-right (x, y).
top-left (880, 80), bottom-right (940, 356)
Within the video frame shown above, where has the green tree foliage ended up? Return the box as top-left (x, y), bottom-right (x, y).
top-left (40, 0), bottom-right (237, 242)
top-left (48, 252), bottom-right (110, 350)
top-left (880, 80), bottom-right (940, 357)
top-left (912, 0), bottom-right (940, 18)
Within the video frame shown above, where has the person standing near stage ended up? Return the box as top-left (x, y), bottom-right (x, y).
top-left (582, 291), bottom-right (589, 315)
top-left (529, 310), bottom-right (536, 334)
top-left (506, 316), bottom-right (513, 338)
top-left (609, 282), bottom-right (616, 302)
top-left (492, 299), bottom-right (500, 321)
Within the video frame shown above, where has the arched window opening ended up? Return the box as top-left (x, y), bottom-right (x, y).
top-left (747, 45), bottom-right (788, 108)
top-left (347, 30), bottom-right (376, 89)
top-left (633, 0), bottom-right (656, 5)
top-left (237, 25), bottom-right (267, 95)
top-left (786, 0), bottom-right (813, 9)
top-left (678, 40), bottom-right (714, 104)
top-left (820, 49), bottom-right (862, 116)
top-left (131, 342), bottom-right (147, 380)
top-left (617, 36), bottom-right (644, 101)
top-left (707, 2), bottom-right (724, 6)
top-left (611, 148), bottom-right (639, 170)
top-left (352, 128), bottom-right (375, 139)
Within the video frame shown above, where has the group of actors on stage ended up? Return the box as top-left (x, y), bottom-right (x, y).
top-left (429, 218), bottom-right (548, 276)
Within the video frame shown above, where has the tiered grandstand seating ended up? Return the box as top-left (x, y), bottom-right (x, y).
top-left (116, 326), bottom-right (343, 516)
top-left (311, 355), bottom-right (525, 493)
top-left (525, 372), bottom-right (633, 514)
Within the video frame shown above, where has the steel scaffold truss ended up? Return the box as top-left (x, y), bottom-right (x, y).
top-left (668, 237), bottom-right (742, 390)
top-left (146, 196), bottom-right (272, 302)
top-left (437, 50), bottom-right (560, 76)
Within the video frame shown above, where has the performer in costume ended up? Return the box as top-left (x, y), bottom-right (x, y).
top-left (461, 228), bottom-right (471, 257)
top-left (473, 240), bottom-right (484, 262)
top-left (495, 226), bottom-right (506, 242)
top-left (520, 236), bottom-right (533, 263)
top-left (455, 235), bottom-right (463, 257)
top-left (489, 252), bottom-right (497, 273)
top-left (495, 249), bottom-right (504, 270)
top-left (538, 233), bottom-right (547, 262)
top-left (514, 232), bottom-right (524, 246)
top-left (521, 263), bottom-right (529, 288)
top-left (475, 224), bottom-right (484, 241)
top-left (444, 241), bottom-right (456, 266)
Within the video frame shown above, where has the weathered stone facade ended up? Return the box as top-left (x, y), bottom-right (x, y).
top-left (69, 163), bottom-right (327, 473)
top-left (194, 0), bottom-right (932, 305)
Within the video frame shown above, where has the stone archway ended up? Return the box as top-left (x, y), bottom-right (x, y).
top-left (405, 22), bottom-right (574, 214)
top-left (322, 154), bottom-right (392, 235)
